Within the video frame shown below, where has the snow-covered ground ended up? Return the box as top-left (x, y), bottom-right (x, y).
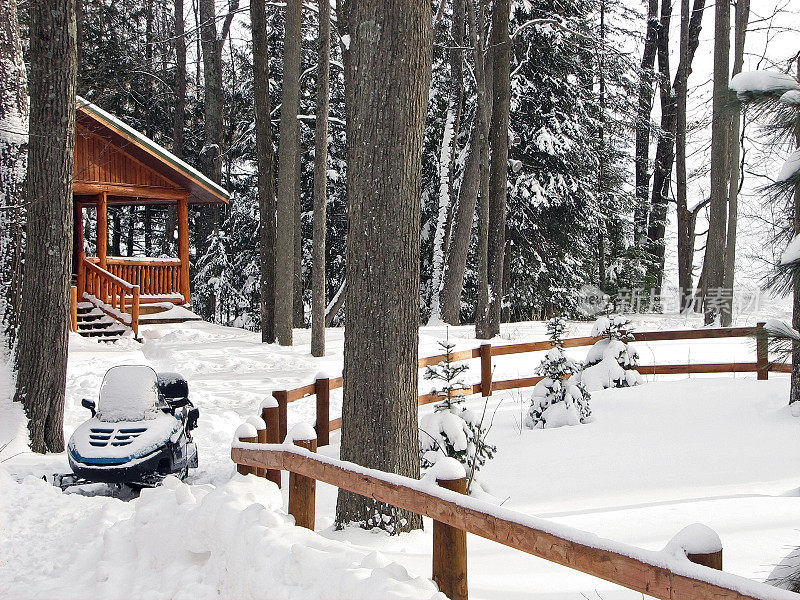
top-left (2, 311), bottom-right (800, 599)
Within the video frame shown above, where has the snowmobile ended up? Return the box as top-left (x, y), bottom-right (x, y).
top-left (52, 365), bottom-right (199, 490)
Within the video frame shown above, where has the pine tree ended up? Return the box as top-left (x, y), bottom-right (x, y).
top-left (577, 314), bottom-right (643, 390)
top-left (419, 339), bottom-right (496, 488)
top-left (525, 317), bottom-right (591, 429)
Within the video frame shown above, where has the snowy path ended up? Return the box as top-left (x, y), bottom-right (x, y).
top-left (2, 315), bottom-right (799, 599)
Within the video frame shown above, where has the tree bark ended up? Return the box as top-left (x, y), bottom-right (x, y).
top-left (198, 0), bottom-right (223, 185)
top-left (701, 0), bottom-right (731, 324)
top-left (335, 0), bottom-right (431, 534)
top-left (790, 58), bottom-right (800, 406)
top-left (633, 0), bottom-right (660, 248)
top-left (173, 0), bottom-right (187, 159)
top-left (14, 0), bottom-right (77, 453)
top-left (312, 0), bottom-right (331, 357)
top-left (479, 0), bottom-right (511, 339)
top-left (275, 0), bottom-right (302, 346)
top-left (720, 0), bottom-right (749, 326)
top-left (252, 0), bottom-right (277, 343)
top-left (0, 0), bottom-right (28, 349)
top-left (470, 0), bottom-right (491, 338)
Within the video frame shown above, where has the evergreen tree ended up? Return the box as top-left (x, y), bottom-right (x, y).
top-left (577, 314), bottom-right (643, 390)
top-left (525, 317), bottom-right (591, 429)
top-left (419, 339), bottom-right (496, 487)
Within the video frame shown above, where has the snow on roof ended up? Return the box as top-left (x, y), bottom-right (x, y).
top-left (76, 96), bottom-right (230, 203)
top-left (729, 71), bottom-right (800, 97)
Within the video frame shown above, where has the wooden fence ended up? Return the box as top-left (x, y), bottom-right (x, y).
top-left (231, 435), bottom-right (797, 600)
top-left (265, 324), bottom-right (776, 450)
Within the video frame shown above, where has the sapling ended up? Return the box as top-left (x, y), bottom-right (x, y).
top-left (419, 337), bottom-right (496, 491)
top-left (525, 317), bottom-right (592, 429)
top-left (577, 313), bottom-right (643, 391)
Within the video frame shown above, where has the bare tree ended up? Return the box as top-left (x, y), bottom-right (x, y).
top-left (251, 0), bottom-right (277, 343)
top-left (633, 0), bottom-right (660, 248)
top-left (14, 0), bottom-right (77, 453)
top-left (312, 0), bottom-right (331, 356)
top-left (480, 0), bottom-right (511, 339)
top-left (675, 0), bottom-right (707, 311)
top-left (701, 0), bottom-right (731, 324)
top-left (720, 0), bottom-right (750, 326)
top-left (470, 0), bottom-right (492, 339)
top-left (0, 0), bottom-right (28, 348)
top-left (335, 0), bottom-right (432, 534)
top-left (275, 0), bottom-right (302, 346)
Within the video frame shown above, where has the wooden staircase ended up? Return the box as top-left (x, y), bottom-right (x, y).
top-left (75, 301), bottom-right (132, 342)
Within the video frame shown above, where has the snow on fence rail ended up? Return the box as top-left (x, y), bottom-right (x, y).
top-left (265, 324), bottom-right (775, 449)
top-left (231, 434), bottom-right (799, 600)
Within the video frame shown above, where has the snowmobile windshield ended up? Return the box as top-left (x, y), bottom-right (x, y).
top-left (96, 365), bottom-right (160, 422)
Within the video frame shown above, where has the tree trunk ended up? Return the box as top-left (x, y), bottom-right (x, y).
top-left (645, 0), bottom-right (673, 297)
top-left (173, 0), bottom-right (187, 159)
top-left (480, 0), bottom-right (511, 338)
top-left (701, 0), bottom-right (731, 325)
top-left (293, 146), bottom-right (304, 328)
top-left (14, 0), bottom-right (77, 453)
top-left (720, 0), bottom-right (749, 326)
top-left (311, 0), bottom-right (331, 357)
top-left (0, 0), bottom-right (28, 349)
top-left (633, 0), bottom-right (660, 248)
top-left (335, 0), bottom-right (431, 535)
top-left (439, 125), bottom-right (479, 325)
top-left (251, 0), bottom-right (277, 344)
top-left (790, 58), bottom-right (800, 406)
top-left (675, 0), bottom-right (706, 311)
top-left (275, 0), bottom-right (302, 346)
top-left (470, 0), bottom-right (492, 338)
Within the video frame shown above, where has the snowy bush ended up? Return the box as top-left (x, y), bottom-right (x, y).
top-left (419, 340), bottom-right (495, 488)
top-left (525, 317), bottom-right (592, 429)
top-left (576, 314), bottom-right (643, 392)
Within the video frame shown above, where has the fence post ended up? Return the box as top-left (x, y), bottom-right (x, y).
top-left (261, 397), bottom-right (282, 488)
top-left (287, 425), bottom-right (317, 530)
top-left (433, 471), bottom-right (468, 600)
top-left (273, 390), bottom-right (288, 443)
top-left (246, 416), bottom-right (267, 478)
top-left (671, 524), bottom-right (723, 571)
top-left (315, 375), bottom-right (330, 447)
top-left (235, 423), bottom-right (258, 476)
top-left (480, 342), bottom-right (492, 397)
top-left (756, 321), bottom-right (768, 380)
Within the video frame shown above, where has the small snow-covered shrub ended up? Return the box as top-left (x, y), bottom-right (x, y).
top-left (525, 317), bottom-right (592, 429)
top-left (419, 340), bottom-right (495, 487)
top-left (577, 314), bottom-right (643, 392)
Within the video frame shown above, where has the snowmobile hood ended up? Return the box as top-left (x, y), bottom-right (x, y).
top-left (68, 413), bottom-right (181, 465)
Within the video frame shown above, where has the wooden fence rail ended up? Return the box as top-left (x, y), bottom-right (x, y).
top-left (268, 324), bottom-right (777, 450)
top-left (80, 256), bottom-right (140, 336)
top-left (232, 439), bottom-right (797, 600)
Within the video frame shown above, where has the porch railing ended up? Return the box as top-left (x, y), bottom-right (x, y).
top-left (79, 256), bottom-right (140, 336)
top-left (86, 256), bottom-right (183, 300)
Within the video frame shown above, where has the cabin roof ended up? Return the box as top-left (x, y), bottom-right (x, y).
top-left (76, 96), bottom-right (229, 205)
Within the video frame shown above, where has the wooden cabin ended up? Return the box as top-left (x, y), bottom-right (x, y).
top-left (71, 97), bottom-right (229, 340)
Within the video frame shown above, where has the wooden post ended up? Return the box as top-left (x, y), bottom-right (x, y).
top-left (687, 549), bottom-right (723, 570)
top-left (274, 390), bottom-right (288, 443)
top-left (177, 195), bottom-right (191, 304)
top-left (261, 398), bottom-right (282, 488)
top-left (236, 424), bottom-right (258, 476)
top-left (315, 376), bottom-right (330, 446)
top-left (69, 286), bottom-right (78, 332)
top-left (480, 342), bottom-right (492, 397)
top-left (288, 429), bottom-right (317, 530)
top-left (97, 192), bottom-right (108, 269)
top-left (756, 321), bottom-right (768, 380)
top-left (131, 286), bottom-right (140, 338)
top-left (433, 474), bottom-right (468, 600)
top-left (247, 416), bottom-right (267, 478)
top-left (77, 251), bottom-right (86, 299)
